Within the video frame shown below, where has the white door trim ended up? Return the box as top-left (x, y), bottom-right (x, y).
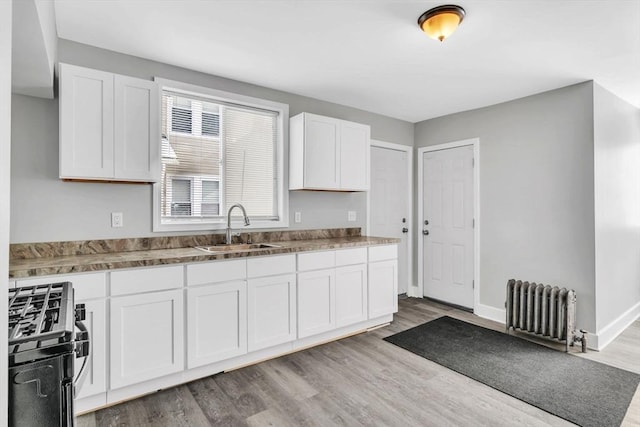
top-left (367, 140), bottom-right (415, 296)
top-left (417, 138), bottom-right (480, 309)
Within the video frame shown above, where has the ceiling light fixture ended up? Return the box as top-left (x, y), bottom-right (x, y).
top-left (418, 4), bottom-right (466, 42)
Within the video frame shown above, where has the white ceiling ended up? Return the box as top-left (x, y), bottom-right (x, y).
top-left (53, 0), bottom-right (640, 123)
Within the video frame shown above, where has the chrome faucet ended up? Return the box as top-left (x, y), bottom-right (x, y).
top-left (226, 203), bottom-right (250, 244)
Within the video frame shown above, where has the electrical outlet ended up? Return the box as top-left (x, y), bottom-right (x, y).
top-left (111, 212), bottom-right (123, 228)
top-left (348, 211), bottom-right (357, 222)
top-left (294, 211), bottom-right (302, 223)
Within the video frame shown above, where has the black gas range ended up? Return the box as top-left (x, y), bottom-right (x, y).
top-left (8, 282), bottom-right (89, 427)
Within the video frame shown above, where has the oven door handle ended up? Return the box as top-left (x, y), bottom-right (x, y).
top-left (74, 320), bottom-right (90, 390)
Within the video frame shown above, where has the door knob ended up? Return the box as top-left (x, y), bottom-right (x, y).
top-left (423, 230), bottom-right (429, 236)
top-left (402, 227), bottom-right (409, 233)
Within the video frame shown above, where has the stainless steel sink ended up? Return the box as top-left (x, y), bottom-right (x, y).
top-left (194, 243), bottom-right (282, 253)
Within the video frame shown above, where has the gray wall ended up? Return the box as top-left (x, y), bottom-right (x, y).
top-left (10, 39), bottom-right (413, 243)
top-left (414, 82), bottom-right (597, 331)
top-left (593, 83), bottom-right (640, 331)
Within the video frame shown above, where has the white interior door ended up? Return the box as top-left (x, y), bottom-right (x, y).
top-left (370, 143), bottom-right (411, 294)
top-left (422, 145), bottom-right (474, 308)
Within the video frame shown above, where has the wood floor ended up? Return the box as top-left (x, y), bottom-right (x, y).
top-left (77, 298), bottom-right (640, 427)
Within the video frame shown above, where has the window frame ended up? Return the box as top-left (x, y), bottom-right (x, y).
top-left (165, 174), bottom-right (222, 218)
top-left (167, 96), bottom-right (221, 140)
top-left (168, 175), bottom-right (194, 217)
top-left (200, 178), bottom-right (221, 216)
top-left (153, 78), bottom-right (289, 232)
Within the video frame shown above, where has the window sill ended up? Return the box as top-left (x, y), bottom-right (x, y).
top-left (153, 218), bottom-right (289, 233)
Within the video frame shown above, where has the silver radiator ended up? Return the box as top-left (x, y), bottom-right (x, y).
top-left (506, 279), bottom-right (577, 352)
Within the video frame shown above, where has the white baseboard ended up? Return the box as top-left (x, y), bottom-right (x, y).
top-left (474, 303), bottom-right (506, 324)
top-left (407, 285), bottom-right (421, 298)
top-left (594, 300), bottom-right (640, 351)
top-left (472, 301), bottom-right (640, 351)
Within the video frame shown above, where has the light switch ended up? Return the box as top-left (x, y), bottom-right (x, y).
top-left (348, 211), bottom-right (357, 222)
top-left (294, 212), bottom-right (302, 223)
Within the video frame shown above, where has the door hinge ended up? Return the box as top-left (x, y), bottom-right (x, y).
top-left (472, 280), bottom-right (475, 289)
top-left (472, 218), bottom-right (475, 228)
top-left (472, 157), bottom-right (475, 167)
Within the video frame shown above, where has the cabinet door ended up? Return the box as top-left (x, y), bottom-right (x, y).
top-left (303, 114), bottom-right (340, 189)
top-left (114, 75), bottom-right (160, 181)
top-left (339, 120), bottom-right (370, 191)
top-left (110, 289), bottom-right (184, 389)
top-left (75, 299), bottom-right (107, 400)
top-left (187, 281), bottom-right (247, 368)
top-left (297, 269), bottom-right (336, 338)
top-left (368, 260), bottom-right (398, 318)
top-left (59, 63), bottom-right (114, 179)
top-left (248, 274), bottom-right (296, 352)
top-left (336, 264), bottom-right (368, 327)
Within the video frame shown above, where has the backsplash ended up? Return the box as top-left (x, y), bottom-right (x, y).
top-left (10, 228), bottom-right (362, 259)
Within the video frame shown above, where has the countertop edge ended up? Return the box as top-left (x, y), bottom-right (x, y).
top-left (9, 237), bottom-right (400, 279)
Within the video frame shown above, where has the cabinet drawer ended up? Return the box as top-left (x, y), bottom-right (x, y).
top-left (297, 251), bottom-right (335, 271)
top-left (247, 254), bottom-right (295, 278)
top-left (111, 265), bottom-right (183, 296)
top-left (16, 272), bottom-right (106, 300)
top-left (368, 245), bottom-right (398, 262)
top-left (187, 259), bottom-right (246, 286)
top-left (335, 247), bottom-right (367, 267)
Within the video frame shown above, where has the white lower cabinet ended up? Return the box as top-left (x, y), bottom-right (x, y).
top-left (187, 281), bottom-right (247, 368)
top-left (75, 298), bottom-right (107, 400)
top-left (247, 274), bottom-right (296, 352)
top-left (17, 243), bottom-right (398, 414)
top-left (368, 259), bottom-right (398, 318)
top-left (335, 264), bottom-right (368, 327)
top-left (297, 269), bottom-right (336, 338)
top-left (110, 289), bottom-right (184, 389)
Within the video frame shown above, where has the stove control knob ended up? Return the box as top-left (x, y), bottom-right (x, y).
top-left (75, 303), bottom-right (86, 322)
top-left (75, 330), bottom-right (90, 358)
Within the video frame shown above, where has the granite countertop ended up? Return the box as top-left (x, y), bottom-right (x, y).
top-left (9, 229), bottom-right (399, 278)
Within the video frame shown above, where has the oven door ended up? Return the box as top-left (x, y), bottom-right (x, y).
top-left (9, 353), bottom-right (74, 427)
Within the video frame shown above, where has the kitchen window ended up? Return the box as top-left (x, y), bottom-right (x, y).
top-left (153, 79), bottom-right (289, 231)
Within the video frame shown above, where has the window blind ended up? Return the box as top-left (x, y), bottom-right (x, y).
top-left (160, 90), bottom-right (279, 223)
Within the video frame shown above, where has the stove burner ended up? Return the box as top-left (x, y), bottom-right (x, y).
top-left (8, 282), bottom-right (74, 359)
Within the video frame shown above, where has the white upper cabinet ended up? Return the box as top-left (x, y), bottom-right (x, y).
top-left (59, 63), bottom-right (160, 182)
top-left (114, 75), bottom-right (160, 181)
top-left (59, 64), bottom-right (114, 179)
top-left (339, 120), bottom-right (370, 191)
top-left (289, 112), bottom-right (370, 191)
